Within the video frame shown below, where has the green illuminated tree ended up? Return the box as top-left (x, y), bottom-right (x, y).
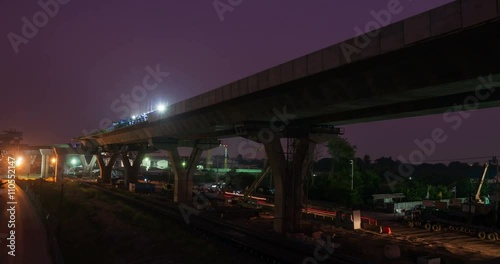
top-left (326, 135), bottom-right (356, 177)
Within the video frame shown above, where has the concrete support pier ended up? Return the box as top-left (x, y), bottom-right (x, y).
top-left (264, 137), bottom-right (316, 233)
top-left (166, 146), bottom-right (202, 204)
top-left (121, 150), bottom-right (146, 187)
top-left (96, 152), bottom-right (120, 183)
top-left (79, 155), bottom-right (97, 177)
top-left (52, 148), bottom-right (67, 182)
top-left (39, 149), bottom-right (54, 178)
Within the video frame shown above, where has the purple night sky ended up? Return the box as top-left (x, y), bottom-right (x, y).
top-left (1, 0), bottom-right (497, 163)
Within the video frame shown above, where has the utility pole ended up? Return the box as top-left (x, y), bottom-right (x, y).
top-left (493, 156), bottom-right (499, 226)
top-left (350, 159), bottom-right (354, 191)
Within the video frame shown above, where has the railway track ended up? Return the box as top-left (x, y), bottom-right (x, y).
top-left (79, 181), bottom-right (368, 264)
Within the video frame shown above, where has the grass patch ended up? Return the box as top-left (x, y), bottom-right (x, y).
top-left (17, 179), bottom-right (260, 264)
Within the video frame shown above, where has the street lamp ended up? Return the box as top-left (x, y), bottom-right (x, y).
top-left (51, 157), bottom-right (57, 176)
top-left (349, 159), bottom-right (354, 191)
top-left (223, 144), bottom-right (228, 169)
top-left (15, 157), bottom-right (23, 167)
top-left (157, 103), bottom-right (166, 113)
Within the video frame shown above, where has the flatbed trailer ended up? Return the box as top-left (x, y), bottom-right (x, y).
top-left (402, 209), bottom-right (500, 242)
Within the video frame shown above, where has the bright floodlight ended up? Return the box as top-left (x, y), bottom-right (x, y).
top-left (71, 158), bottom-right (77, 165)
top-left (15, 157), bottom-right (23, 166)
top-left (157, 103), bottom-right (166, 112)
top-left (131, 115), bottom-right (136, 120)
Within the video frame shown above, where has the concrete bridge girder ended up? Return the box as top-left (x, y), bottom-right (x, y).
top-left (149, 138), bottom-right (220, 150)
top-left (80, 139), bottom-right (101, 155)
top-left (233, 123), bottom-right (343, 143)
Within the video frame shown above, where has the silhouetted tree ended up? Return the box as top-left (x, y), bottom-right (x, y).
top-left (326, 136), bottom-right (356, 177)
top-left (236, 154), bottom-right (244, 164)
top-left (227, 172), bottom-right (255, 190)
top-left (362, 154), bottom-right (372, 170)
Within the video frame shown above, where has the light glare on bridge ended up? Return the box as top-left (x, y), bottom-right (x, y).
top-left (157, 103), bottom-right (166, 112)
top-left (15, 157), bottom-right (23, 167)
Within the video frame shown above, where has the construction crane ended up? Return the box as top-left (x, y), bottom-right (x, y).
top-left (237, 163), bottom-right (271, 209)
top-left (475, 163), bottom-right (489, 204)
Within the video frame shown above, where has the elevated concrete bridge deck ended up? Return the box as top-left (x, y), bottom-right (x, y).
top-left (79, 0), bottom-right (500, 146)
top-left (74, 0), bottom-right (500, 234)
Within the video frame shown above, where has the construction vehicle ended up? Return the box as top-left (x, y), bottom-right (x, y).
top-left (402, 163), bottom-right (499, 241)
top-left (401, 207), bottom-right (499, 241)
top-left (235, 164), bottom-right (270, 209)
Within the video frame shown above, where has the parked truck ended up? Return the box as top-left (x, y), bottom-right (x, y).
top-left (402, 207), bottom-right (499, 241)
top-left (402, 163), bottom-right (499, 242)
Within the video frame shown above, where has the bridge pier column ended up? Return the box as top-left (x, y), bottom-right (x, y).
top-left (40, 149), bottom-right (54, 178)
top-left (78, 155), bottom-right (97, 177)
top-left (52, 148), bottom-right (69, 183)
top-left (166, 146), bottom-right (203, 204)
top-left (96, 152), bottom-right (120, 184)
top-left (26, 152), bottom-right (38, 178)
top-left (40, 154), bottom-right (46, 178)
top-left (263, 137), bottom-right (315, 233)
top-left (121, 150), bottom-right (146, 187)
top-left (53, 154), bottom-right (65, 182)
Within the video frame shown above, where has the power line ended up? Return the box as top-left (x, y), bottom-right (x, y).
top-left (406, 155), bottom-right (499, 164)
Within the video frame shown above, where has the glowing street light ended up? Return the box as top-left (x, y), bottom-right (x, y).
top-left (15, 157), bottom-right (23, 167)
top-left (71, 158), bottom-right (77, 166)
top-left (157, 103), bottom-right (166, 112)
top-left (131, 115), bottom-right (136, 120)
top-left (51, 157), bottom-right (57, 164)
